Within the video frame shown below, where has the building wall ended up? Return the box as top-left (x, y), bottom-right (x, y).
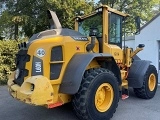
top-left (123, 36), bottom-right (135, 48)
top-left (124, 15), bottom-right (160, 83)
top-left (135, 15), bottom-right (160, 72)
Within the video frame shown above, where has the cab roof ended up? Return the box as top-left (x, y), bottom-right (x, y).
top-left (99, 5), bottom-right (128, 17)
top-left (78, 5), bottom-right (129, 19)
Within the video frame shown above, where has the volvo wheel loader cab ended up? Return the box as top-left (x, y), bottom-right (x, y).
top-left (8, 5), bottom-right (158, 120)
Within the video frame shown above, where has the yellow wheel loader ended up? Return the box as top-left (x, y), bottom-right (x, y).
top-left (8, 5), bottom-right (158, 120)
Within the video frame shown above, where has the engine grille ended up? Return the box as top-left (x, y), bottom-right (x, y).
top-left (50, 46), bottom-right (63, 80)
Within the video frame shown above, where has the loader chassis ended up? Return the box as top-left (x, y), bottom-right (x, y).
top-left (8, 5), bottom-right (158, 120)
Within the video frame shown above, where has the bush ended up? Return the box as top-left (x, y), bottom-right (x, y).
top-left (0, 40), bottom-right (18, 85)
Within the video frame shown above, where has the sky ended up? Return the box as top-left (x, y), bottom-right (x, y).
top-left (95, 0), bottom-right (99, 3)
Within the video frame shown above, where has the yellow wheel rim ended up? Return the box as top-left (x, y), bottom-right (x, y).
top-left (148, 73), bottom-right (156, 91)
top-left (95, 83), bottom-right (114, 112)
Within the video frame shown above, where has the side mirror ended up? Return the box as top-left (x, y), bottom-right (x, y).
top-left (89, 28), bottom-right (98, 37)
top-left (138, 44), bottom-right (145, 48)
top-left (135, 16), bottom-right (141, 34)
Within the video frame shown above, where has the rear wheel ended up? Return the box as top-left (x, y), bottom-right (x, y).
top-left (134, 65), bottom-right (158, 99)
top-left (72, 68), bottom-right (119, 120)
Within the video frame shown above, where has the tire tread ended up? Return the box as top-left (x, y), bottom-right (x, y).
top-left (134, 65), bottom-right (158, 99)
top-left (72, 68), bottom-right (118, 120)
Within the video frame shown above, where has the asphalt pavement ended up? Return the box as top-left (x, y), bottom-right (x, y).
top-left (0, 85), bottom-right (160, 120)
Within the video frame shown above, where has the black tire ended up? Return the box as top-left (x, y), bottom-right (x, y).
top-left (134, 65), bottom-right (158, 99)
top-left (72, 68), bottom-right (119, 120)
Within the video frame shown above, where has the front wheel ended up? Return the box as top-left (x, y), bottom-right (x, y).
top-left (72, 68), bottom-right (119, 120)
top-left (134, 65), bottom-right (158, 99)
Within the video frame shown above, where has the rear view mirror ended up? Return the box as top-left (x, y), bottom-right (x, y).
top-left (135, 16), bottom-right (141, 34)
top-left (89, 28), bottom-right (98, 37)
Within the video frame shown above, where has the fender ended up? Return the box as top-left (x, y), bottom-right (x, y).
top-left (59, 53), bottom-right (121, 94)
top-left (127, 60), bottom-right (151, 88)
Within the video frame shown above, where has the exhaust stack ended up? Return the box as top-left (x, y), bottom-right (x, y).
top-left (47, 10), bottom-right (62, 29)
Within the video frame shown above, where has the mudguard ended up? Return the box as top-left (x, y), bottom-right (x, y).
top-left (127, 60), bottom-right (151, 88)
top-left (59, 53), bottom-right (121, 94)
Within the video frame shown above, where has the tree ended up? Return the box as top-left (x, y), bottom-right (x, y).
top-left (0, 0), bottom-right (94, 38)
top-left (0, 0), bottom-right (52, 38)
top-left (48, 0), bottom-right (94, 29)
top-left (99, 0), bottom-right (117, 7)
top-left (152, 1), bottom-right (160, 14)
top-left (0, 10), bottom-right (14, 39)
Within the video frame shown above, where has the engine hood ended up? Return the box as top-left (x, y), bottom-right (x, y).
top-left (29, 28), bottom-right (88, 42)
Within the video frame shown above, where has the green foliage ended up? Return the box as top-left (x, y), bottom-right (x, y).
top-left (0, 10), bottom-right (14, 39)
top-left (0, 0), bottom-right (94, 38)
top-left (0, 0), bottom-right (159, 37)
top-left (49, 0), bottom-right (94, 29)
top-left (0, 40), bottom-right (18, 84)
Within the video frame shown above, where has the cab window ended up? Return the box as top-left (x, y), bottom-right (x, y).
top-left (109, 13), bottom-right (123, 47)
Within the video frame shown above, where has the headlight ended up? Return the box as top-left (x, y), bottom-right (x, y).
top-left (15, 68), bottom-right (20, 79)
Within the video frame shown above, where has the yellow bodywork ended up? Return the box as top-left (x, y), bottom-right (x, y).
top-left (95, 83), bottom-right (113, 112)
top-left (8, 5), bottom-right (140, 108)
top-left (8, 75), bottom-right (53, 105)
top-left (8, 35), bottom-right (100, 107)
top-left (148, 73), bottom-right (156, 91)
